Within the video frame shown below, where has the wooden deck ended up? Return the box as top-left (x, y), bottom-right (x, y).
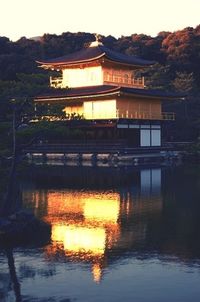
top-left (22, 141), bottom-right (181, 166)
top-left (23, 141), bottom-right (174, 155)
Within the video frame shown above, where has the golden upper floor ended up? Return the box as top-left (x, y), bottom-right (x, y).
top-left (37, 40), bottom-right (154, 89)
top-left (49, 64), bottom-right (145, 89)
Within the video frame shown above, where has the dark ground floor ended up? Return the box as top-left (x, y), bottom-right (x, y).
top-left (81, 124), bottom-right (161, 147)
top-left (34, 120), bottom-right (162, 148)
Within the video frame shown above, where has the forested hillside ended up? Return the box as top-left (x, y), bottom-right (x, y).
top-left (0, 26), bottom-right (200, 140)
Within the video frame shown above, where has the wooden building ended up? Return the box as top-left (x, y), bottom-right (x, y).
top-left (35, 38), bottom-right (184, 147)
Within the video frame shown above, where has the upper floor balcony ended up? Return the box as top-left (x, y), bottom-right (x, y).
top-left (30, 111), bottom-right (175, 123)
top-left (50, 74), bottom-right (145, 89)
top-left (84, 110), bottom-right (175, 121)
top-left (116, 111), bottom-right (175, 120)
top-left (103, 73), bottom-right (145, 88)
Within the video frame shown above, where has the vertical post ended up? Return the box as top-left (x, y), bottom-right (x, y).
top-left (142, 76), bottom-right (145, 87)
top-left (139, 103), bottom-right (141, 119)
top-left (149, 103), bottom-right (152, 120)
top-left (12, 99), bottom-right (16, 158)
top-left (116, 109), bottom-right (119, 119)
top-left (34, 103), bottom-right (37, 118)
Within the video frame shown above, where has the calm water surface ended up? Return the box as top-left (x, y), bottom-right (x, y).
top-left (1, 164), bottom-right (200, 302)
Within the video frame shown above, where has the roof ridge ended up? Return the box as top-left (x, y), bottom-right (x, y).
top-left (36, 44), bottom-right (155, 67)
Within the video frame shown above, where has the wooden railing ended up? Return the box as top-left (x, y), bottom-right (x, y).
top-left (116, 111), bottom-right (175, 120)
top-left (161, 112), bottom-right (175, 120)
top-left (50, 74), bottom-right (145, 89)
top-left (103, 74), bottom-right (145, 88)
top-left (31, 111), bottom-right (175, 122)
top-left (84, 111), bottom-right (175, 120)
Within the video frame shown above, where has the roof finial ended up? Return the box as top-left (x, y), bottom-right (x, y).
top-left (95, 33), bottom-right (100, 42)
top-left (89, 34), bottom-right (103, 47)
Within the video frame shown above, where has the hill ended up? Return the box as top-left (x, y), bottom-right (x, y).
top-left (0, 26), bottom-right (200, 140)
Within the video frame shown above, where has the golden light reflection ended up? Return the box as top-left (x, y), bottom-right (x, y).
top-left (84, 199), bottom-right (120, 224)
top-left (92, 263), bottom-right (102, 283)
top-left (47, 192), bottom-right (84, 216)
top-left (64, 226), bottom-right (106, 256)
top-left (43, 190), bottom-right (121, 282)
top-left (23, 183), bottom-right (164, 283)
top-left (51, 224), bottom-right (106, 258)
top-left (51, 224), bottom-right (66, 243)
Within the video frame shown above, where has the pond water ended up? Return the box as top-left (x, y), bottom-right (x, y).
top-left (1, 164), bottom-right (200, 302)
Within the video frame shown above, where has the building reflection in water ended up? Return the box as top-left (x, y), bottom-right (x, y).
top-left (43, 191), bottom-right (120, 283)
top-left (22, 167), bottom-right (162, 283)
top-left (0, 273), bottom-right (12, 302)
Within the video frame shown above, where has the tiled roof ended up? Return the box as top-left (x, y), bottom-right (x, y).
top-left (35, 85), bottom-right (186, 101)
top-left (37, 44), bottom-right (155, 67)
top-left (36, 85), bottom-right (119, 100)
top-left (121, 87), bottom-right (186, 99)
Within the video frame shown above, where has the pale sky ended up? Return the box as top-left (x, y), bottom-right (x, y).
top-left (1, 0), bottom-right (200, 41)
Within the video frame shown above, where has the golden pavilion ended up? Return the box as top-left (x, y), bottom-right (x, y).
top-left (35, 37), bottom-right (184, 147)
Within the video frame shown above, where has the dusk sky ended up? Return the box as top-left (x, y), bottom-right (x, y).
top-left (1, 0), bottom-right (200, 41)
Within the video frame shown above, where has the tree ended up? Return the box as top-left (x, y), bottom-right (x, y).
top-left (172, 72), bottom-right (195, 93)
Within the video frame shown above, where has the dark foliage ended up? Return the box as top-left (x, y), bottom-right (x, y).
top-left (0, 26), bottom-right (200, 141)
